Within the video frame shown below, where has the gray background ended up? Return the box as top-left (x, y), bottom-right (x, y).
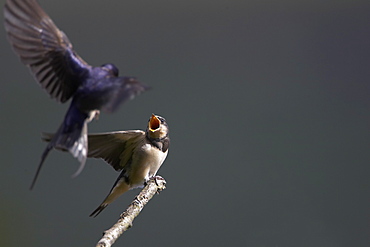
top-left (1, 0), bottom-right (369, 246)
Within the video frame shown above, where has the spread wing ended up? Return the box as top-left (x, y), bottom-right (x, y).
top-left (4, 0), bottom-right (92, 103)
top-left (88, 130), bottom-right (145, 171)
top-left (102, 77), bottom-right (150, 113)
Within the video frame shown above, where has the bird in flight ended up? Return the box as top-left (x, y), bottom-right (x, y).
top-left (3, 0), bottom-right (149, 189)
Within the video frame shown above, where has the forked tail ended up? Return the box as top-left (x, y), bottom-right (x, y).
top-left (30, 106), bottom-right (88, 189)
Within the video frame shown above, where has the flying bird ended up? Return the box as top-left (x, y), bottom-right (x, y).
top-left (87, 114), bottom-right (169, 217)
top-left (3, 0), bottom-right (149, 189)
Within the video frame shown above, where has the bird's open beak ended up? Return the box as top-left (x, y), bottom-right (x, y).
top-left (149, 114), bottom-right (160, 132)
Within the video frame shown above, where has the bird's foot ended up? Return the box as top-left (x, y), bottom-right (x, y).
top-left (152, 175), bottom-right (164, 186)
top-left (144, 176), bottom-right (166, 193)
top-left (88, 110), bottom-right (100, 122)
top-left (152, 175), bottom-right (166, 193)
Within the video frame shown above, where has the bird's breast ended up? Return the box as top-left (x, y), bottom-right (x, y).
top-left (128, 143), bottom-right (168, 186)
top-left (139, 143), bottom-right (168, 175)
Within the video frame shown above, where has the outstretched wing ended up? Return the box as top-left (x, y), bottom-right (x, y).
top-left (102, 77), bottom-right (150, 113)
top-left (88, 130), bottom-right (145, 171)
top-left (4, 0), bottom-right (92, 103)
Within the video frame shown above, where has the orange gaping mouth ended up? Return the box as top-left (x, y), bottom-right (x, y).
top-left (149, 114), bottom-right (160, 131)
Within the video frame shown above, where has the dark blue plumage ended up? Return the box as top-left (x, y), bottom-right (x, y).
top-left (3, 0), bottom-right (149, 189)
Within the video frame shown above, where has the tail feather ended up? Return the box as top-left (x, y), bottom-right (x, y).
top-left (40, 123), bottom-right (88, 179)
top-left (30, 144), bottom-right (53, 190)
top-left (41, 132), bottom-right (53, 143)
top-left (90, 173), bottom-right (130, 217)
top-left (70, 123), bottom-right (88, 178)
top-left (31, 107), bottom-right (87, 189)
top-left (90, 203), bottom-right (108, 217)
top-left (30, 125), bottom-right (66, 190)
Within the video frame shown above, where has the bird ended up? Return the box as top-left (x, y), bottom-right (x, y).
top-left (87, 114), bottom-right (169, 217)
top-left (3, 0), bottom-right (150, 189)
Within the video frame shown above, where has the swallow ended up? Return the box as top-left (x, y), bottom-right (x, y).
top-left (87, 114), bottom-right (169, 217)
top-left (3, 0), bottom-right (150, 189)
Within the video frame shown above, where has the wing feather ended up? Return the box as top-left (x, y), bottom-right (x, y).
top-left (102, 77), bottom-right (150, 113)
top-left (88, 130), bottom-right (145, 171)
top-left (4, 0), bottom-right (91, 103)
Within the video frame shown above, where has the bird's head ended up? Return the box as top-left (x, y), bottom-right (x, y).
top-left (147, 114), bottom-right (169, 140)
top-left (101, 63), bottom-right (119, 77)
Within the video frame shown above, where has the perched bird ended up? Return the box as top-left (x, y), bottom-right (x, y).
top-left (3, 0), bottom-right (149, 189)
top-left (88, 114), bottom-right (169, 217)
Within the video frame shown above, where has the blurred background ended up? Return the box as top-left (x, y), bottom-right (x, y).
top-left (0, 0), bottom-right (369, 246)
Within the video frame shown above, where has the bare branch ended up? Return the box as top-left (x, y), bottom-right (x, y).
top-left (95, 176), bottom-right (166, 247)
